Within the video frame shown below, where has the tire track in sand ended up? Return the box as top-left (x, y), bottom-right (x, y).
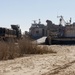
top-left (42, 60), bottom-right (75, 75)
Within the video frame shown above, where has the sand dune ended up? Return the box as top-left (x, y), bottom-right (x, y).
top-left (0, 45), bottom-right (75, 75)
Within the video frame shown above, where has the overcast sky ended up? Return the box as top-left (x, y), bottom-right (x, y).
top-left (0, 0), bottom-right (75, 32)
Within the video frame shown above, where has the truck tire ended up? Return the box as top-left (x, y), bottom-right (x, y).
top-left (45, 37), bottom-right (51, 45)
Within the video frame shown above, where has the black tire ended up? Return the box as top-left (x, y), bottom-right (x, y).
top-left (45, 38), bottom-right (50, 45)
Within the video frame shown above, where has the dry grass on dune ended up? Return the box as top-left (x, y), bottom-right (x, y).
top-left (18, 38), bottom-right (56, 54)
top-left (0, 41), bottom-right (20, 60)
top-left (0, 38), bottom-right (56, 60)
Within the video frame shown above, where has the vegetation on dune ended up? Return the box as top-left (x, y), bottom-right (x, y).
top-left (0, 38), bottom-right (56, 60)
